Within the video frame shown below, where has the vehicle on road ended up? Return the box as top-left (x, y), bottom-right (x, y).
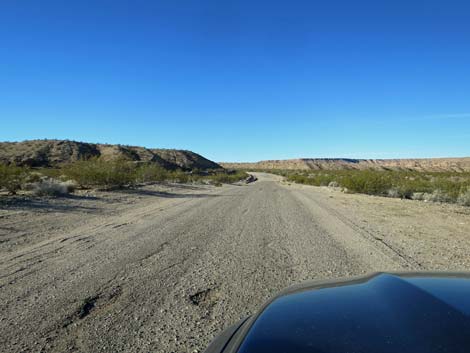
top-left (204, 272), bottom-right (470, 353)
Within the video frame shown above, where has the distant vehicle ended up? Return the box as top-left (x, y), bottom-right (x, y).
top-left (204, 272), bottom-right (470, 353)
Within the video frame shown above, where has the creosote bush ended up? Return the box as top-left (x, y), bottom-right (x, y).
top-left (457, 188), bottom-right (470, 206)
top-left (207, 171), bottom-right (249, 184)
top-left (1, 159), bottom-right (250, 197)
top-left (255, 168), bottom-right (470, 206)
top-left (60, 159), bottom-right (248, 189)
top-left (0, 164), bottom-right (30, 194)
top-left (135, 164), bottom-right (168, 183)
top-left (62, 158), bottom-right (138, 189)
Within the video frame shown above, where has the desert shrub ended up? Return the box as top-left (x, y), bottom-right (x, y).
top-left (387, 187), bottom-right (400, 198)
top-left (340, 171), bottom-right (392, 196)
top-left (411, 192), bottom-right (425, 201)
top-left (425, 189), bottom-right (453, 203)
top-left (33, 179), bottom-right (75, 196)
top-left (59, 158), bottom-right (248, 189)
top-left (62, 158), bottom-right (137, 189)
top-left (0, 164), bottom-right (30, 194)
top-left (283, 169), bottom-right (470, 205)
top-left (457, 188), bottom-right (470, 206)
top-left (136, 164), bottom-right (168, 183)
top-left (25, 172), bottom-right (43, 183)
top-left (287, 173), bottom-right (322, 186)
top-left (207, 171), bottom-right (249, 184)
top-left (170, 170), bottom-right (190, 183)
top-left (36, 168), bottom-right (62, 179)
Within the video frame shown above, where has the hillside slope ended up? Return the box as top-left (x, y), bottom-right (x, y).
top-left (0, 140), bottom-right (221, 170)
top-left (221, 157), bottom-right (470, 172)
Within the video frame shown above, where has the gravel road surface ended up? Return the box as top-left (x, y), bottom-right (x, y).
top-left (1, 172), bottom-right (469, 352)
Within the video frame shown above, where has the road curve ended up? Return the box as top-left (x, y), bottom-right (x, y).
top-left (0, 173), bottom-right (412, 353)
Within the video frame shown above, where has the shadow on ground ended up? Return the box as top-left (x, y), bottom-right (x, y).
top-left (0, 185), bottom-right (230, 213)
top-left (0, 195), bottom-right (99, 213)
top-left (164, 183), bottom-right (210, 191)
top-left (115, 188), bottom-right (220, 198)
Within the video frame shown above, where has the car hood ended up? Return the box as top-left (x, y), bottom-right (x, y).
top-left (206, 272), bottom-right (470, 353)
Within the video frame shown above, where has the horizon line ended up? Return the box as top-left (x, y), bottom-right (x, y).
top-left (220, 156), bottom-right (470, 163)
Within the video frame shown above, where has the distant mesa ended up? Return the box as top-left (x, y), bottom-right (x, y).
top-left (220, 157), bottom-right (470, 172)
top-left (0, 139), bottom-right (221, 170)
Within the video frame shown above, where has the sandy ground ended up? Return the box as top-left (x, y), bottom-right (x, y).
top-left (1, 172), bottom-right (469, 352)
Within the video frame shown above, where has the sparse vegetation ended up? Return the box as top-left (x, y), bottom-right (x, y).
top-left (135, 164), bottom-right (168, 183)
top-left (62, 158), bottom-right (138, 189)
top-left (0, 159), bottom-right (249, 196)
top-left (32, 179), bottom-right (75, 196)
top-left (0, 164), bottom-right (30, 194)
top-left (457, 188), bottom-right (470, 206)
top-left (60, 159), bottom-right (248, 189)
top-left (255, 169), bottom-right (470, 206)
top-left (205, 170), bottom-right (250, 184)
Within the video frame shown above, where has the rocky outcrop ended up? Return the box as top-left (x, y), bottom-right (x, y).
top-left (221, 157), bottom-right (470, 172)
top-left (0, 140), bottom-right (222, 170)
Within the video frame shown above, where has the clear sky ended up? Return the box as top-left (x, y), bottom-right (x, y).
top-left (1, 1), bottom-right (469, 162)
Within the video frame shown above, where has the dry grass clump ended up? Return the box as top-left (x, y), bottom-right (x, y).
top-left (32, 179), bottom-right (75, 196)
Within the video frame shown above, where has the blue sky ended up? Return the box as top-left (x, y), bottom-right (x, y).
top-left (1, 0), bottom-right (469, 162)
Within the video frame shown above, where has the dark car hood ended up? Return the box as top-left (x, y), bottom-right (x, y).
top-left (206, 272), bottom-right (470, 353)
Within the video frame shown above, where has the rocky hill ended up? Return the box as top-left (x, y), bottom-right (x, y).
top-left (0, 140), bottom-right (222, 170)
top-left (221, 157), bottom-right (470, 172)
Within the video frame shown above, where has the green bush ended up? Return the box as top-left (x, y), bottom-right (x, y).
top-left (0, 164), bottom-right (30, 194)
top-left (136, 164), bottom-right (168, 183)
top-left (58, 159), bottom-right (248, 190)
top-left (169, 170), bottom-right (190, 183)
top-left (207, 171), bottom-right (249, 184)
top-left (284, 169), bottom-right (470, 205)
top-left (341, 171), bottom-right (392, 196)
top-left (62, 158), bottom-right (137, 189)
top-left (1, 158), bottom-right (251, 196)
top-left (458, 188), bottom-right (470, 206)
top-left (36, 168), bottom-right (62, 180)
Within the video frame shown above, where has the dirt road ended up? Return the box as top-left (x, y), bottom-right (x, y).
top-left (1, 173), bottom-right (469, 352)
